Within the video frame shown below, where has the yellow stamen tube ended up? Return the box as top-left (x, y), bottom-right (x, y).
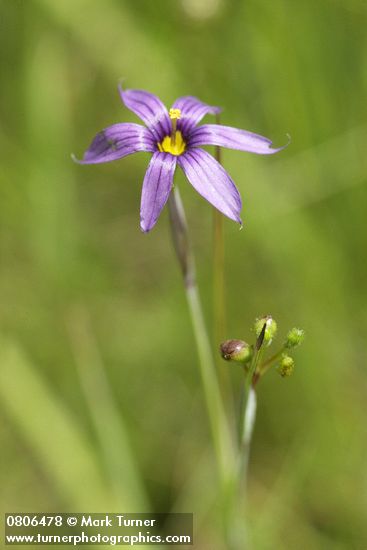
top-left (169, 108), bottom-right (181, 146)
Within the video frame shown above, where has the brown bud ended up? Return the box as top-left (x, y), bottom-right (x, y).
top-left (220, 339), bottom-right (252, 363)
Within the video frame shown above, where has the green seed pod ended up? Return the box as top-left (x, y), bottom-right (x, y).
top-left (220, 339), bottom-right (252, 363)
top-left (278, 354), bottom-right (294, 377)
top-left (254, 315), bottom-right (277, 347)
top-left (285, 328), bottom-right (305, 349)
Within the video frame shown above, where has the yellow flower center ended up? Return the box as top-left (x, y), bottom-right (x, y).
top-left (158, 108), bottom-right (186, 155)
top-left (158, 131), bottom-right (186, 156)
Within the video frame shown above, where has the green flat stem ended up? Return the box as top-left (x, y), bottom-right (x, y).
top-left (168, 188), bottom-right (236, 487)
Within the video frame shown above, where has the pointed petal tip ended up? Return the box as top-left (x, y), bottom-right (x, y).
top-left (118, 81), bottom-right (128, 99)
top-left (140, 221), bottom-right (152, 233)
top-left (71, 153), bottom-right (82, 164)
top-left (271, 133), bottom-right (291, 154)
top-left (190, 125), bottom-right (290, 155)
top-left (118, 83), bottom-right (126, 103)
top-left (117, 78), bottom-right (126, 92)
top-left (258, 132), bottom-right (291, 154)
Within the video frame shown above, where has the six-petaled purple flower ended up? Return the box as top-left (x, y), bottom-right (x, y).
top-left (74, 87), bottom-right (286, 232)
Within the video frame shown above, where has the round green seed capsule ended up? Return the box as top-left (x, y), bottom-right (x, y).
top-left (285, 328), bottom-right (305, 349)
top-left (278, 354), bottom-right (294, 377)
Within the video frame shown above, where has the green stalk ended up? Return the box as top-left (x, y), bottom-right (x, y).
top-left (238, 324), bottom-right (266, 492)
top-left (238, 385), bottom-right (257, 495)
top-left (259, 347), bottom-right (285, 375)
top-left (168, 188), bottom-right (236, 487)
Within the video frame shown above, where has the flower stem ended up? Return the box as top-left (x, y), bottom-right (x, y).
top-left (258, 346), bottom-right (285, 377)
top-left (237, 325), bottom-right (266, 496)
top-left (168, 188), bottom-right (236, 487)
top-left (238, 385), bottom-right (257, 494)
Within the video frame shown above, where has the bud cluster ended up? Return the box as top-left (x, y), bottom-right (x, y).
top-left (219, 315), bottom-right (305, 385)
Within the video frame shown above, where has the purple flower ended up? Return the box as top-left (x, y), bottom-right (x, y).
top-left (74, 87), bottom-right (286, 232)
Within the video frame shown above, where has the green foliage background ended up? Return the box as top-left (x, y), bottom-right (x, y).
top-left (1, 0), bottom-right (366, 548)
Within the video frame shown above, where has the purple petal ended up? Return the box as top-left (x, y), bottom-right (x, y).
top-left (140, 152), bottom-right (177, 232)
top-left (119, 87), bottom-right (171, 140)
top-left (189, 124), bottom-right (288, 154)
top-left (172, 96), bottom-right (221, 136)
top-left (178, 149), bottom-right (242, 223)
top-left (74, 123), bottom-right (155, 164)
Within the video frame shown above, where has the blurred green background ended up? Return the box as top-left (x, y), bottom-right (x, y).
top-left (1, 0), bottom-right (367, 548)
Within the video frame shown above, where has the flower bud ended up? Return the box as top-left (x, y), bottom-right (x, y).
top-left (254, 315), bottom-right (277, 347)
top-left (278, 354), bottom-right (294, 377)
top-left (220, 339), bottom-right (252, 363)
top-left (285, 327), bottom-right (305, 349)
